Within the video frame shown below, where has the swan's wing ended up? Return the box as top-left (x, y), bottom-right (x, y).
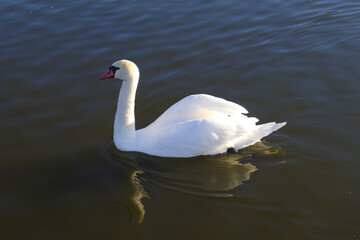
top-left (135, 94), bottom-right (269, 157)
top-left (149, 94), bottom-right (250, 127)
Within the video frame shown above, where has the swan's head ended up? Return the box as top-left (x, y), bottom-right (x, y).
top-left (99, 59), bottom-right (139, 82)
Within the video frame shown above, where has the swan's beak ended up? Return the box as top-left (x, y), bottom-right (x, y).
top-left (99, 69), bottom-right (115, 79)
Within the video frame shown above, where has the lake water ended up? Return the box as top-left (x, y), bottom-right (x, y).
top-left (1, 0), bottom-right (360, 239)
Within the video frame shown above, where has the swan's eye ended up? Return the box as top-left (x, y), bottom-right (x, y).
top-left (109, 66), bottom-right (120, 73)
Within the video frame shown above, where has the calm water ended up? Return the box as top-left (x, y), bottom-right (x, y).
top-left (1, 0), bottom-right (360, 239)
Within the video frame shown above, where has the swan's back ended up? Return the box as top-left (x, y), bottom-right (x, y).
top-left (146, 94), bottom-right (249, 126)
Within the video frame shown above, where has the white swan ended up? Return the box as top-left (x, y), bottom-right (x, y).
top-left (100, 59), bottom-right (286, 158)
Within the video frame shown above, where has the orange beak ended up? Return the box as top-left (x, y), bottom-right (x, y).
top-left (99, 69), bottom-right (115, 79)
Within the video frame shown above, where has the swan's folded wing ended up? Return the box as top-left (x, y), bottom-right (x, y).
top-left (184, 94), bottom-right (248, 114)
top-left (150, 94), bottom-right (249, 127)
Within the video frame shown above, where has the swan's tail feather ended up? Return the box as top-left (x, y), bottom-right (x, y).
top-left (254, 121), bottom-right (286, 139)
top-left (232, 122), bottom-right (286, 151)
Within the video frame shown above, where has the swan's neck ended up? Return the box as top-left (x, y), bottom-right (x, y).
top-left (114, 76), bottom-right (139, 150)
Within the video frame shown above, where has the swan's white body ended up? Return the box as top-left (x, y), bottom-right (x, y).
top-left (101, 60), bottom-right (286, 158)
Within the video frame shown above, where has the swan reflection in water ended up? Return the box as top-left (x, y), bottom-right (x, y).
top-left (105, 142), bottom-right (284, 223)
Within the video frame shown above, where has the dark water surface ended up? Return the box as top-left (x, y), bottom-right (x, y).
top-left (1, 0), bottom-right (360, 239)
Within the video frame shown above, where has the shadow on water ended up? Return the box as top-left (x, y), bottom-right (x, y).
top-left (103, 142), bottom-right (285, 224)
